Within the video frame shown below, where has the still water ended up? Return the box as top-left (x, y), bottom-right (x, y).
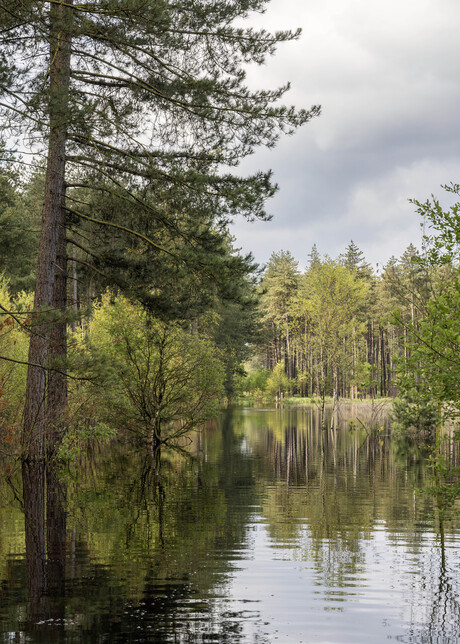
top-left (1, 406), bottom-right (460, 643)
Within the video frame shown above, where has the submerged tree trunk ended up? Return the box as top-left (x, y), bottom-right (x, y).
top-left (22, 462), bottom-right (67, 626)
top-left (46, 465), bottom-right (67, 603)
top-left (23, 460), bottom-right (46, 622)
top-left (23, 1), bottom-right (73, 460)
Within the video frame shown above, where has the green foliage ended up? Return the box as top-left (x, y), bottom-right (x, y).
top-left (351, 361), bottom-right (375, 396)
top-left (296, 370), bottom-right (309, 396)
top-left (398, 282), bottom-right (460, 423)
top-left (259, 250), bottom-right (300, 381)
top-left (422, 442), bottom-right (460, 519)
top-left (1, 0), bottom-right (319, 458)
top-left (300, 259), bottom-right (368, 396)
top-left (1, 0), bottom-right (320, 315)
top-left (0, 165), bottom-right (40, 294)
top-left (235, 367), bottom-right (270, 398)
top-left (411, 183), bottom-right (460, 264)
top-left (0, 278), bottom-right (32, 444)
top-left (393, 185), bottom-right (460, 430)
top-left (204, 263), bottom-right (261, 399)
top-left (56, 421), bottom-right (117, 462)
top-left (261, 251), bottom-right (300, 327)
top-left (265, 361), bottom-right (290, 399)
top-left (392, 184), bottom-right (460, 513)
top-left (77, 293), bottom-right (225, 445)
top-left (392, 385), bottom-right (439, 439)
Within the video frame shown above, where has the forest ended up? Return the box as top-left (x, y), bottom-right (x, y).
top-left (1, 1), bottom-right (460, 641)
top-left (1, 164), bottom-right (459, 452)
top-left (240, 225), bottom-right (460, 434)
top-left (0, 0), bottom-right (457, 464)
top-left (0, 0), bottom-right (321, 458)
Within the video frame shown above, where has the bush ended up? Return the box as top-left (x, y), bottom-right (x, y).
top-left (74, 293), bottom-right (225, 447)
top-left (265, 362), bottom-right (290, 399)
top-left (392, 387), bottom-right (439, 440)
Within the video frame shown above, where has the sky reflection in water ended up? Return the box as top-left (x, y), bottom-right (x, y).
top-left (1, 404), bottom-right (460, 643)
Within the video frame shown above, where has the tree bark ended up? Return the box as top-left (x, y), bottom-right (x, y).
top-left (46, 217), bottom-right (68, 457)
top-left (23, 1), bottom-right (73, 459)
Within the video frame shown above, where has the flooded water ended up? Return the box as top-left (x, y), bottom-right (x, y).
top-left (1, 405), bottom-right (460, 643)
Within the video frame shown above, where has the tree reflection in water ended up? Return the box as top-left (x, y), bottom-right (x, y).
top-left (1, 407), bottom-right (460, 643)
top-left (22, 460), bottom-right (67, 634)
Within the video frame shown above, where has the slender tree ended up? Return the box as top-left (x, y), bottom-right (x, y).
top-left (260, 250), bottom-right (299, 377)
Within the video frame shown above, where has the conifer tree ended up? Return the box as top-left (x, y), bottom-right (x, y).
top-left (307, 243), bottom-right (321, 269)
top-left (342, 240), bottom-right (364, 268)
top-left (0, 0), bottom-right (320, 458)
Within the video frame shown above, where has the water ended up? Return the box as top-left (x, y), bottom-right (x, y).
top-left (1, 405), bottom-right (460, 643)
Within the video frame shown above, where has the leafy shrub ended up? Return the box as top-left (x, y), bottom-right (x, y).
top-left (73, 293), bottom-right (225, 447)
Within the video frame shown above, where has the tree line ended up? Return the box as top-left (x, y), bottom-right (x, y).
top-left (1, 172), bottom-right (459, 452)
top-left (242, 242), bottom-right (424, 400)
top-left (240, 205), bottom-right (459, 439)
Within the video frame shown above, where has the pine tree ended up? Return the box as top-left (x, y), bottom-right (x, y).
top-left (0, 0), bottom-right (320, 458)
top-left (307, 243), bottom-right (321, 269)
top-left (342, 240), bottom-right (364, 268)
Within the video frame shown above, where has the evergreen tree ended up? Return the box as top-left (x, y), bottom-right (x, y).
top-left (341, 240), bottom-right (373, 281)
top-left (0, 0), bottom-right (320, 458)
top-left (342, 240), bottom-right (364, 269)
top-left (307, 243), bottom-right (321, 269)
top-left (0, 169), bottom-right (43, 294)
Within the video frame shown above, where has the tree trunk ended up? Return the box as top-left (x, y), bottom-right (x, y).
top-left (22, 1), bottom-right (73, 460)
top-left (285, 313), bottom-right (291, 379)
top-left (70, 255), bottom-right (78, 332)
top-left (46, 218), bottom-right (68, 457)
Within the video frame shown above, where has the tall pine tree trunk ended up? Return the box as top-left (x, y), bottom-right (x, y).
top-left (22, 1), bottom-right (73, 460)
top-left (46, 218), bottom-right (68, 458)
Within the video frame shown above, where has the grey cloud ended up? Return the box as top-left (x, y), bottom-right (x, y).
top-left (231, 0), bottom-right (460, 269)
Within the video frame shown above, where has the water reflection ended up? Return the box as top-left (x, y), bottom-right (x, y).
top-left (20, 461), bottom-right (67, 637)
top-left (0, 407), bottom-right (460, 643)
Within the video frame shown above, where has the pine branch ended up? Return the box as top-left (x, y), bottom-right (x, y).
top-left (64, 204), bottom-right (179, 259)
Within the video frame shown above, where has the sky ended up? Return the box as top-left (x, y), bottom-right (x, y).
top-left (230, 0), bottom-right (460, 271)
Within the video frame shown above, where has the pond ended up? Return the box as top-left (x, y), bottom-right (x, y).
top-left (1, 405), bottom-right (460, 643)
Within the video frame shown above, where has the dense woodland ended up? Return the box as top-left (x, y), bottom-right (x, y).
top-left (2, 4), bottom-right (460, 638)
top-left (0, 0), bottom-right (321, 458)
top-left (250, 203), bottom-right (460, 447)
top-left (0, 0), bottom-right (458, 464)
top-left (245, 239), bottom-right (454, 405)
top-left (1, 166), bottom-right (459, 449)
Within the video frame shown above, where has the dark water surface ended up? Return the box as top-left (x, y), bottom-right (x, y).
top-left (1, 406), bottom-right (460, 643)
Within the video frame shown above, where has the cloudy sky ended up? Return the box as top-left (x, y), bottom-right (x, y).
top-left (230, 0), bottom-right (460, 271)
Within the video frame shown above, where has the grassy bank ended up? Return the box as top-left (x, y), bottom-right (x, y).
top-left (232, 394), bottom-right (393, 407)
